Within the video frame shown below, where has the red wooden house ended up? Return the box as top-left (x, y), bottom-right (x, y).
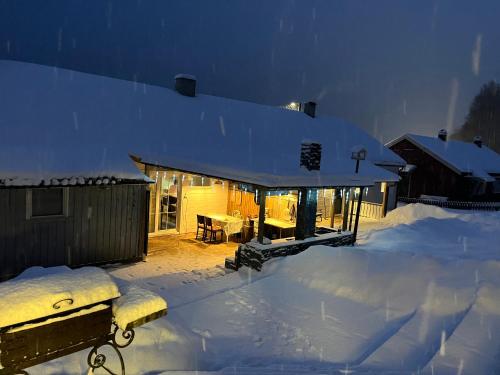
top-left (387, 131), bottom-right (500, 201)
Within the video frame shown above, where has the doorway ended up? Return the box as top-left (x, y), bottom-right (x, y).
top-left (147, 169), bottom-right (180, 235)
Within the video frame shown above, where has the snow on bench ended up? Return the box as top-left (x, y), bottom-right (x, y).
top-left (0, 266), bottom-right (120, 329)
top-left (0, 266), bottom-right (167, 375)
top-left (113, 284), bottom-right (168, 330)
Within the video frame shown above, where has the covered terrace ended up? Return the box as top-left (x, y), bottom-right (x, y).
top-left (137, 144), bottom-right (378, 271)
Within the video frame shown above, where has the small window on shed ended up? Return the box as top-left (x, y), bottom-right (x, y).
top-left (27, 188), bottom-right (68, 218)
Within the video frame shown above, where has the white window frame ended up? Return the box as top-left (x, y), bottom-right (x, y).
top-left (26, 187), bottom-right (69, 219)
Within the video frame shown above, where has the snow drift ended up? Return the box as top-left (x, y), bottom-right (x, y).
top-left (31, 205), bottom-right (500, 374)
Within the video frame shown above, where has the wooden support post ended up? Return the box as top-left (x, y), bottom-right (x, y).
top-left (295, 188), bottom-right (318, 240)
top-left (353, 187), bottom-right (364, 242)
top-left (143, 188), bottom-right (151, 258)
top-left (342, 188), bottom-right (349, 231)
top-left (381, 182), bottom-right (389, 218)
top-left (257, 189), bottom-right (266, 244)
top-left (348, 188), bottom-right (356, 231)
top-left (330, 189), bottom-right (336, 228)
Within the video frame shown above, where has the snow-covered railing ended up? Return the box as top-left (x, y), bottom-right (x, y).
top-left (351, 201), bottom-right (383, 219)
top-left (226, 230), bottom-right (354, 271)
top-left (398, 197), bottom-right (500, 211)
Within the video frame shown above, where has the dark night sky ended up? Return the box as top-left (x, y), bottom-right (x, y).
top-left (1, 0), bottom-right (499, 144)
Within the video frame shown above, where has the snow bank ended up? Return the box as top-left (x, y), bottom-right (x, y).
top-left (29, 208), bottom-right (500, 374)
top-left (0, 267), bottom-right (120, 328)
top-left (113, 284), bottom-right (167, 330)
top-left (278, 246), bottom-right (475, 315)
top-left (383, 203), bottom-right (459, 226)
top-left (360, 204), bottom-right (500, 261)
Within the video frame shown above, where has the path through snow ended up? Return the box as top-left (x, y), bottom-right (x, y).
top-left (34, 204), bottom-right (500, 374)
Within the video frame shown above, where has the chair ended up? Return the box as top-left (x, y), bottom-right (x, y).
top-left (316, 209), bottom-right (323, 223)
top-left (204, 217), bottom-right (224, 243)
top-left (196, 215), bottom-right (206, 240)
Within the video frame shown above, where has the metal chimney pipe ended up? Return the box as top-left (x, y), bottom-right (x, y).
top-left (473, 135), bottom-right (483, 148)
top-left (174, 74), bottom-right (196, 97)
top-left (302, 101), bottom-right (317, 118)
top-left (438, 129), bottom-right (448, 141)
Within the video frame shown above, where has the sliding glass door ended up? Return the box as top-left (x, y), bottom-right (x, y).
top-left (147, 168), bottom-right (181, 235)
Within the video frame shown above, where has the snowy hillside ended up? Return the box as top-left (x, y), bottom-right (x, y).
top-left (34, 204), bottom-right (500, 374)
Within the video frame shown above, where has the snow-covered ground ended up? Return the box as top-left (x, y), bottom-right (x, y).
top-left (33, 204), bottom-right (500, 374)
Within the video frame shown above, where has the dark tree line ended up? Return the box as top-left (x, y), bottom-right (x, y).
top-left (452, 81), bottom-right (500, 152)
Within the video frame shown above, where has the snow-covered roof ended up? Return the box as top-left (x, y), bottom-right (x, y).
top-left (386, 134), bottom-right (500, 182)
top-left (0, 60), bottom-right (402, 188)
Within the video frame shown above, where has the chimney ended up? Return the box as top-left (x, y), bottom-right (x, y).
top-left (300, 141), bottom-right (322, 171)
top-left (174, 74), bottom-right (196, 97)
top-left (473, 135), bottom-right (483, 148)
top-left (438, 129), bottom-right (448, 141)
top-left (301, 101), bottom-right (316, 118)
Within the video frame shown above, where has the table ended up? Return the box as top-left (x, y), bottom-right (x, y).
top-left (204, 213), bottom-right (244, 242)
top-left (251, 218), bottom-right (296, 239)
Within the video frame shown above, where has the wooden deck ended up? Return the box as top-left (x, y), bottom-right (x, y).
top-left (146, 233), bottom-right (238, 273)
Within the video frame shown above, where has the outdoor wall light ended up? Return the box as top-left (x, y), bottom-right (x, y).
top-left (351, 146), bottom-right (367, 161)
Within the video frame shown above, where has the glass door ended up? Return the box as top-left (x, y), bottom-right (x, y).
top-left (158, 171), bottom-right (178, 231)
top-left (147, 168), bottom-right (181, 235)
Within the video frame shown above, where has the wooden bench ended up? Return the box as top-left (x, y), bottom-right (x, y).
top-left (0, 299), bottom-right (166, 375)
top-left (0, 267), bottom-right (167, 375)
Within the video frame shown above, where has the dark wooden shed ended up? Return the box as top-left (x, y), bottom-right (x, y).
top-left (0, 181), bottom-right (149, 281)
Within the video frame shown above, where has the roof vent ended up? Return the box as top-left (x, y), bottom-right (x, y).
top-left (438, 129), bottom-right (448, 141)
top-left (473, 135), bottom-right (483, 148)
top-left (174, 74), bottom-right (196, 97)
top-left (301, 101), bottom-right (316, 118)
top-left (300, 141), bottom-right (322, 171)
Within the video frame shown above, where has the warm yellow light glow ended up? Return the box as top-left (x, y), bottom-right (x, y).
top-left (285, 101), bottom-right (300, 111)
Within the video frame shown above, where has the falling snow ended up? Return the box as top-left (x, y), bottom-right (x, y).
top-left (31, 204), bottom-right (500, 374)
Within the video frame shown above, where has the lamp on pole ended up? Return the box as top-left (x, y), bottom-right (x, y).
top-left (349, 146), bottom-right (367, 231)
top-left (351, 146), bottom-right (367, 173)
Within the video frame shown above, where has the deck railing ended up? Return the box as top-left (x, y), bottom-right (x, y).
top-left (398, 197), bottom-right (500, 211)
top-left (351, 201), bottom-right (383, 219)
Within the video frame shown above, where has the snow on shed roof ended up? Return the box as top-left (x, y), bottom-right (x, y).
top-left (386, 133), bottom-right (500, 181)
top-left (0, 60), bottom-right (401, 188)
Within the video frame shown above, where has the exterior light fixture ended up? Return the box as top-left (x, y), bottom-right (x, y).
top-left (285, 101), bottom-right (301, 111)
top-left (351, 146), bottom-right (367, 173)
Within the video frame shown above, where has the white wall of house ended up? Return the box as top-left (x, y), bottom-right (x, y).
top-left (179, 184), bottom-right (228, 234)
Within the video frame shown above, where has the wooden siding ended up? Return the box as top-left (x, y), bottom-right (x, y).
top-left (227, 188), bottom-right (259, 219)
top-left (180, 184), bottom-right (228, 234)
top-left (0, 184), bottom-right (148, 280)
top-left (351, 201), bottom-right (383, 219)
top-left (227, 189), bottom-right (300, 221)
top-left (390, 139), bottom-right (480, 200)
